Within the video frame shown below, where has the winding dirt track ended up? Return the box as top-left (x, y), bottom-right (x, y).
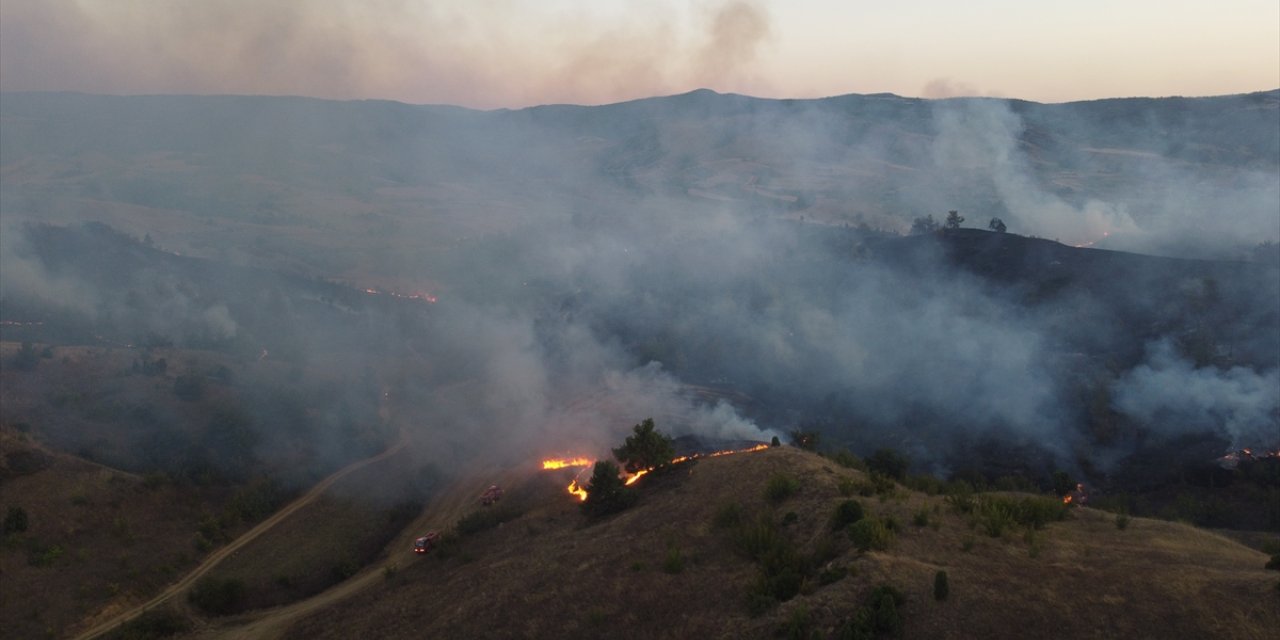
top-left (72, 431), bottom-right (409, 640)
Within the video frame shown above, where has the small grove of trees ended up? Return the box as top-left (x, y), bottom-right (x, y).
top-left (612, 418), bottom-right (674, 474)
top-left (989, 217), bottom-right (1007, 233)
top-left (909, 215), bottom-right (940, 235)
top-left (944, 210), bottom-right (965, 229)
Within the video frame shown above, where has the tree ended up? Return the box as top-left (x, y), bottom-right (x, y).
top-left (934, 570), bottom-right (950, 601)
top-left (944, 210), bottom-right (965, 229)
top-left (581, 460), bottom-right (634, 517)
top-left (988, 217), bottom-right (1007, 233)
top-left (866, 448), bottom-right (910, 481)
top-left (612, 418), bottom-right (674, 474)
top-left (909, 215), bottom-right (940, 235)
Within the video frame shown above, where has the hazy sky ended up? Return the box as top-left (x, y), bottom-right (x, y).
top-left (2, 0), bottom-right (1277, 108)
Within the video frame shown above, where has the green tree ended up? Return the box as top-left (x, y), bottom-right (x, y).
top-left (988, 217), bottom-right (1007, 233)
top-left (934, 570), bottom-right (949, 600)
top-left (944, 210), bottom-right (965, 229)
top-left (612, 418), bottom-right (674, 474)
top-left (581, 460), bottom-right (634, 517)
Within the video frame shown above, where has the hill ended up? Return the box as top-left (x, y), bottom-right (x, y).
top-left (253, 446), bottom-right (1275, 640)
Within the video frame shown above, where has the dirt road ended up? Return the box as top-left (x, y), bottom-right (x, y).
top-left (71, 430), bottom-right (409, 640)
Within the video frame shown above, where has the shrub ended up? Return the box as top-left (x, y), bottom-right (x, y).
top-left (713, 502), bottom-right (743, 529)
top-left (831, 500), bottom-right (866, 531)
top-left (838, 477), bottom-right (859, 497)
top-left (828, 449), bottom-right (866, 470)
top-left (782, 511), bottom-right (799, 526)
top-left (818, 564), bottom-right (848, 586)
top-left (662, 544), bottom-right (685, 574)
top-left (188, 577), bottom-right (246, 615)
top-left (108, 607), bottom-right (190, 639)
top-left (3, 506), bottom-right (28, 534)
top-left (1115, 513), bottom-right (1131, 531)
top-left (837, 584), bottom-right (905, 639)
top-left (765, 473), bottom-right (800, 503)
top-left (456, 502), bottom-right (523, 536)
top-left (581, 460), bottom-right (635, 518)
top-left (912, 509), bottom-right (930, 528)
top-left (848, 518), bottom-right (893, 552)
top-left (866, 449), bottom-right (910, 481)
top-left (1265, 554), bottom-right (1280, 571)
top-left (934, 570), bottom-right (949, 601)
top-left (780, 605), bottom-right (816, 640)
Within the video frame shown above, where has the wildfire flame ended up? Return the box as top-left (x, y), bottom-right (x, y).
top-left (1063, 483), bottom-right (1086, 506)
top-left (541, 443), bottom-right (771, 501)
top-left (541, 457), bottom-right (593, 470)
top-left (1216, 447), bottom-right (1280, 470)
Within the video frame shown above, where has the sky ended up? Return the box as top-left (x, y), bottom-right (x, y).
top-left (1, 0), bottom-right (1277, 108)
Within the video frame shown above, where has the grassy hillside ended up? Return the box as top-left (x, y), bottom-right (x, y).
top-left (276, 446), bottom-right (1278, 640)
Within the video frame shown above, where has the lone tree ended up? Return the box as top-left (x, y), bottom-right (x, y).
top-left (944, 210), bottom-right (965, 229)
top-left (988, 217), bottom-right (1007, 233)
top-left (581, 460), bottom-right (634, 517)
top-left (612, 418), bottom-right (675, 474)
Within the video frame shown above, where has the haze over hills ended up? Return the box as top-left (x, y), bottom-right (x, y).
top-left (1, 88), bottom-right (1278, 638)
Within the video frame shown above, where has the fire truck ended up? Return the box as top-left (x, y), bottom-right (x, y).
top-left (413, 531), bottom-right (441, 555)
top-left (480, 484), bottom-right (504, 506)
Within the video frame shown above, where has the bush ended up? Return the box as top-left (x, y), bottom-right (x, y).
top-left (837, 584), bottom-right (905, 639)
top-left (827, 449), bottom-right (866, 470)
top-left (934, 570), bottom-right (949, 601)
top-left (765, 473), bottom-right (800, 503)
top-left (662, 544), bottom-right (685, 574)
top-left (1115, 513), bottom-right (1131, 530)
top-left (912, 509), bottom-right (930, 528)
top-left (780, 605), bottom-right (816, 640)
top-left (831, 499), bottom-right (866, 531)
top-left (866, 449), bottom-right (910, 481)
top-left (581, 460), bottom-right (635, 518)
top-left (1265, 554), bottom-right (1280, 571)
top-left (848, 518), bottom-right (893, 552)
top-left (713, 502), bottom-right (743, 529)
top-left (818, 564), bottom-right (848, 586)
top-left (3, 506), bottom-right (28, 534)
top-left (107, 607), bottom-right (190, 639)
top-left (188, 577), bottom-right (246, 615)
top-left (456, 502), bottom-right (523, 536)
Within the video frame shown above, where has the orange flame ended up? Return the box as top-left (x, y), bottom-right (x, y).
top-left (541, 443), bottom-right (771, 501)
top-left (542, 457), bottom-right (594, 470)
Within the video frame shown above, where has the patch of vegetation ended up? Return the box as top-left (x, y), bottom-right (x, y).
top-left (455, 502), bottom-right (524, 537)
top-left (662, 543), bottom-right (686, 574)
top-left (865, 448), bottom-right (909, 481)
top-left (4, 506), bottom-right (29, 534)
top-left (836, 584), bottom-right (905, 639)
top-left (26, 539), bottom-right (65, 567)
top-left (1265, 554), bottom-right (1280, 571)
top-left (934, 570), bottom-right (949, 601)
top-left (818, 564), bottom-right (848, 586)
top-left (831, 499), bottom-right (866, 531)
top-left (826, 449), bottom-right (865, 470)
top-left (911, 509), bottom-right (930, 528)
top-left (848, 517), bottom-right (894, 552)
top-left (712, 502), bottom-right (743, 529)
top-left (764, 473), bottom-right (800, 503)
top-left (730, 514), bottom-right (813, 612)
top-left (779, 605), bottom-right (817, 640)
top-left (581, 460), bottom-right (635, 518)
top-left (612, 418), bottom-right (674, 473)
top-left (1115, 512), bottom-right (1130, 530)
top-left (103, 607), bottom-right (190, 640)
top-left (188, 577), bottom-right (247, 615)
